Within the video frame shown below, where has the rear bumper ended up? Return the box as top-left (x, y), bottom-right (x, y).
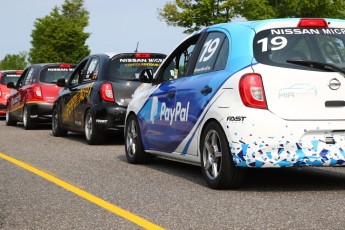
top-left (0, 98), bottom-right (6, 115)
top-left (26, 102), bottom-right (53, 122)
top-left (227, 109), bottom-right (345, 168)
top-left (93, 104), bottom-right (126, 132)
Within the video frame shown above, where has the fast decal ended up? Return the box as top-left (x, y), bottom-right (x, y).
top-left (62, 83), bottom-right (94, 121)
top-left (227, 116), bottom-right (246, 122)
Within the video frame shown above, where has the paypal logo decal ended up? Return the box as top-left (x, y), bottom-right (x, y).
top-left (150, 96), bottom-right (190, 125)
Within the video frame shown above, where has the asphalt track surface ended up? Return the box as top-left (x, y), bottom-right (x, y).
top-left (1, 120), bottom-right (345, 229)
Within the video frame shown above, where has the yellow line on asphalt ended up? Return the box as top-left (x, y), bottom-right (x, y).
top-left (0, 152), bottom-right (164, 230)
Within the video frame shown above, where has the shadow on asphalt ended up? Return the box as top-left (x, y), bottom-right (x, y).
top-left (120, 156), bottom-right (345, 191)
top-left (3, 121), bottom-right (125, 146)
top-left (49, 131), bottom-right (125, 146)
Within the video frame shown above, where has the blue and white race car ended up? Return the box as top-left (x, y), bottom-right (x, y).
top-left (125, 18), bottom-right (345, 189)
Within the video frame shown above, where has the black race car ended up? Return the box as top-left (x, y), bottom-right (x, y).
top-left (52, 52), bottom-right (166, 144)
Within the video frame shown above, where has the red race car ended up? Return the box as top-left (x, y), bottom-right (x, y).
top-left (6, 63), bottom-right (75, 129)
top-left (0, 70), bottom-right (23, 116)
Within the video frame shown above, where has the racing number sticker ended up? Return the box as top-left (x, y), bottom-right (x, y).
top-left (199, 38), bottom-right (220, 62)
top-left (257, 36), bottom-right (287, 52)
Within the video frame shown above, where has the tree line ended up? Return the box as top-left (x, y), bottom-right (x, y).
top-left (1, 0), bottom-right (344, 70)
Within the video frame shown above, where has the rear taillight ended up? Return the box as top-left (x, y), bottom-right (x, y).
top-left (298, 18), bottom-right (328, 28)
top-left (100, 82), bottom-right (115, 102)
top-left (16, 71), bottom-right (23, 75)
top-left (239, 73), bottom-right (267, 109)
top-left (0, 88), bottom-right (2, 98)
top-left (33, 85), bottom-right (43, 99)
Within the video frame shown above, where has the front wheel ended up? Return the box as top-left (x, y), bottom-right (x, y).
top-left (200, 121), bottom-right (245, 189)
top-left (52, 106), bottom-right (67, 137)
top-left (125, 114), bottom-right (152, 164)
top-left (84, 109), bottom-right (105, 145)
top-left (23, 105), bottom-right (35, 130)
top-left (5, 104), bottom-right (17, 126)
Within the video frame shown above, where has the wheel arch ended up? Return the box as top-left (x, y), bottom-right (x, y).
top-left (198, 117), bottom-right (231, 156)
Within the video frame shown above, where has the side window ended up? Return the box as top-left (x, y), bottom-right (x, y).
top-left (193, 32), bottom-right (228, 75)
top-left (69, 60), bottom-right (88, 87)
top-left (159, 35), bottom-right (200, 82)
top-left (22, 68), bottom-right (34, 86)
top-left (83, 58), bottom-right (99, 82)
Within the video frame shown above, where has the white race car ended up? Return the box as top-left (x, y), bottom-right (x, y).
top-left (125, 18), bottom-right (345, 189)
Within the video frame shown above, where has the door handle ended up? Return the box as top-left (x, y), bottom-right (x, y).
top-left (201, 86), bottom-right (212, 95)
top-left (167, 92), bottom-right (175, 98)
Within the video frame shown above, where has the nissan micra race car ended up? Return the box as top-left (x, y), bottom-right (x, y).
top-left (125, 18), bottom-right (345, 189)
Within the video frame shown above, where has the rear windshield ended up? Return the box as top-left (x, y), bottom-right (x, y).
top-left (0, 72), bottom-right (21, 85)
top-left (253, 28), bottom-right (345, 71)
top-left (109, 54), bottom-right (165, 81)
top-left (40, 66), bottom-right (75, 83)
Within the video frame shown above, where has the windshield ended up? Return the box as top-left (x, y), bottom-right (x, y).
top-left (109, 54), bottom-right (165, 81)
top-left (253, 28), bottom-right (345, 71)
top-left (0, 72), bottom-right (21, 85)
top-left (40, 66), bottom-right (75, 83)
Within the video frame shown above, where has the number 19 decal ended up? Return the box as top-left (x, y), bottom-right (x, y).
top-left (199, 38), bottom-right (220, 62)
top-left (257, 36), bottom-right (287, 52)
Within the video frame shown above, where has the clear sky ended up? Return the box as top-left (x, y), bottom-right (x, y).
top-left (0, 0), bottom-right (187, 61)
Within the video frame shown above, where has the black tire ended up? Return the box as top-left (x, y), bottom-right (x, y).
top-left (84, 109), bottom-right (105, 145)
top-left (5, 104), bottom-right (17, 126)
top-left (52, 106), bottom-right (68, 137)
top-left (200, 121), bottom-right (245, 189)
top-left (23, 105), bottom-right (36, 130)
top-left (125, 114), bottom-right (152, 164)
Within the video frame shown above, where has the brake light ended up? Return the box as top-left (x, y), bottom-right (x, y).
top-left (298, 18), bottom-right (328, 28)
top-left (59, 64), bottom-right (71, 68)
top-left (135, 53), bottom-right (151, 58)
top-left (0, 88), bottom-right (2, 98)
top-left (100, 82), bottom-right (115, 102)
top-left (239, 73), bottom-right (267, 109)
top-left (33, 85), bottom-right (43, 99)
top-left (16, 71), bottom-right (23, 75)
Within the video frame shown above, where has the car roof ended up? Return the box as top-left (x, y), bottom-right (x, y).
top-left (207, 18), bottom-right (345, 33)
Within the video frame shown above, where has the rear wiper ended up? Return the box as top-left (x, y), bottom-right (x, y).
top-left (286, 60), bottom-right (345, 76)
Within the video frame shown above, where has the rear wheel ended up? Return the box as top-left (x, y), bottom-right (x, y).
top-left (84, 109), bottom-right (105, 145)
top-left (5, 104), bottom-right (17, 126)
top-left (125, 114), bottom-right (152, 164)
top-left (23, 105), bottom-right (36, 130)
top-left (52, 106), bottom-right (67, 137)
top-left (200, 121), bottom-right (245, 189)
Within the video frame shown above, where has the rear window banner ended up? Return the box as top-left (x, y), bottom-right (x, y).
top-left (256, 28), bottom-right (345, 53)
top-left (119, 58), bottom-right (164, 63)
top-left (47, 68), bottom-right (75, 72)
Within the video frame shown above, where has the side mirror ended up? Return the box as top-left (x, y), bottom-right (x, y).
top-left (56, 78), bottom-right (66, 87)
top-left (7, 82), bottom-right (15, 89)
top-left (139, 69), bottom-right (153, 83)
